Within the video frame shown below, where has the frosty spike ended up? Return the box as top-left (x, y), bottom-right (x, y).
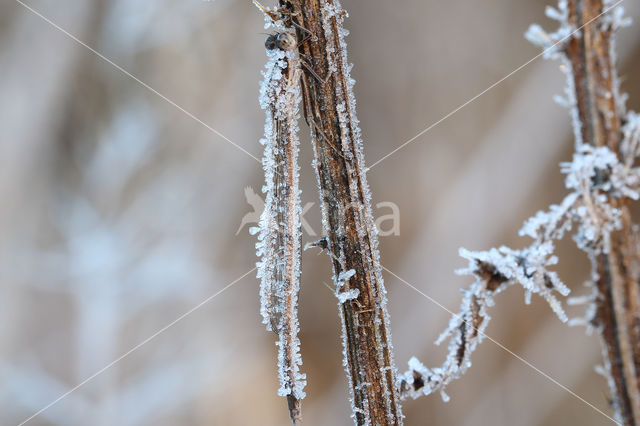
top-left (254, 4), bottom-right (306, 424)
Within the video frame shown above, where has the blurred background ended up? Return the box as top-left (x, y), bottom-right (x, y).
top-left (1, 0), bottom-right (639, 425)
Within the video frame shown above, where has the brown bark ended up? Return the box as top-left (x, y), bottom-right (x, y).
top-left (278, 0), bottom-right (403, 424)
top-left (566, 1), bottom-right (640, 424)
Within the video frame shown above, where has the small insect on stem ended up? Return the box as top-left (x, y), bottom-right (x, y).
top-left (265, 32), bottom-right (297, 51)
top-left (264, 34), bottom-right (278, 51)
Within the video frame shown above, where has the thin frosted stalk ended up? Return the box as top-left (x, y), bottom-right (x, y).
top-left (278, 0), bottom-right (403, 424)
top-left (561, 2), bottom-right (640, 423)
top-left (255, 25), bottom-right (306, 423)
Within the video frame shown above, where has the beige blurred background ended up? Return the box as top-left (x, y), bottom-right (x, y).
top-left (1, 0), bottom-right (639, 425)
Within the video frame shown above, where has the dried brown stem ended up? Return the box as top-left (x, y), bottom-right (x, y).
top-left (566, 1), bottom-right (640, 423)
top-left (279, 0), bottom-right (403, 424)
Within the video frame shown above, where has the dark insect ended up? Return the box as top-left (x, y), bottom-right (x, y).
top-left (264, 34), bottom-right (277, 50)
top-left (265, 32), bottom-right (296, 51)
top-left (276, 32), bottom-right (296, 50)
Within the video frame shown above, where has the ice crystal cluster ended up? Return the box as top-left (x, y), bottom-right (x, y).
top-left (400, 1), bottom-right (640, 402)
top-left (253, 5), bottom-right (306, 413)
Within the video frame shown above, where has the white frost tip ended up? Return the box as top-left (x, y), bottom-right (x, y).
top-left (545, 5), bottom-right (565, 22)
top-left (408, 356), bottom-right (426, 372)
top-left (553, 94), bottom-right (571, 108)
top-left (567, 294), bottom-right (591, 305)
top-left (594, 364), bottom-right (608, 377)
top-left (337, 269), bottom-right (356, 284)
top-left (337, 288), bottom-right (360, 304)
top-left (525, 24), bottom-right (551, 48)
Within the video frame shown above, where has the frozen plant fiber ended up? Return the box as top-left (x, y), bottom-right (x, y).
top-left (254, 7), bottom-right (306, 423)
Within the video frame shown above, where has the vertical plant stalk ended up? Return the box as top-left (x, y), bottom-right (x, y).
top-left (564, 1), bottom-right (640, 423)
top-left (280, 0), bottom-right (403, 424)
top-left (256, 28), bottom-right (306, 424)
top-left (398, 3), bottom-right (640, 424)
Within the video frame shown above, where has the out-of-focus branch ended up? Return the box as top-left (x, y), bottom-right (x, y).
top-left (400, 2), bottom-right (640, 425)
top-left (562, 1), bottom-right (640, 423)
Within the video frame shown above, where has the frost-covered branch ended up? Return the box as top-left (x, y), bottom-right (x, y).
top-left (265, 0), bottom-right (404, 424)
top-left (399, 241), bottom-right (567, 401)
top-left (402, 4), bottom-right (640, 424)
top-left (526, 1), bottom-right (640, 423)
top-left (400, 141), bottom-right (640, 400)
top-left (524, 0), bottom-right (630, 150)
top-left (254, 9), bottom-right (306, 423)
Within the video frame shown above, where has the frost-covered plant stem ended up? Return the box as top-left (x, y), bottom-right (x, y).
top-left (399, 2), bottom-right (640, 424)
top-left (255, 23), bottom-right (306, 423)
top-left (563, 1), bottom-right (640, 423)
top-left (278, 0), bottom-right (403, 424)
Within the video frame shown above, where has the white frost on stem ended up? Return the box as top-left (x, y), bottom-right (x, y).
top-left (254, 7), bottom-right (306, 417)
top-left (400, 140), bottom-right (640, 400)
top-left (621, 112), bottom-right (640, 169)
top-left (317, 1), bottom-right (402, 424)
top-left (526, 1), bottom-right (631, 149)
